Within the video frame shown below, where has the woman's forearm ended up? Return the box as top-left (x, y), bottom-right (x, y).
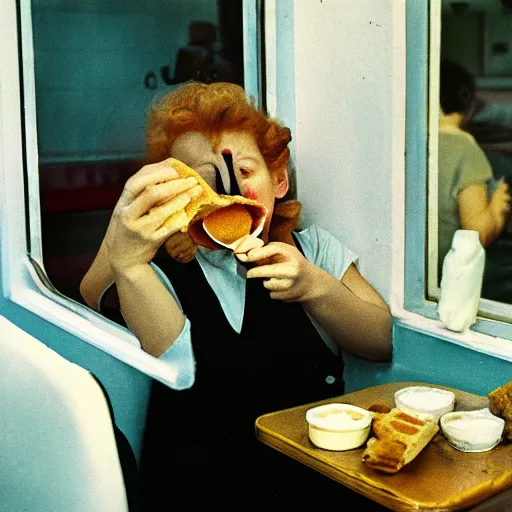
top-left (302, 269), bottom-right (393, 362)
top-left (113, 264), bottom-right (186, 357)
top-left (80, 241), bottom-right (115, 310)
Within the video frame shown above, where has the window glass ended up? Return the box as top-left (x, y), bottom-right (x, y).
top-left (429, 1), bottom-right (512, 322)
top-left (30, 0), bottom-right (245, 304)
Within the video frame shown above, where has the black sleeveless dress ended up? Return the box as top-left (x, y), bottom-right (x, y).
top-left (139, 237), bottom-right (347, 504)
top-left (103, 240), bottom-right (386, 508)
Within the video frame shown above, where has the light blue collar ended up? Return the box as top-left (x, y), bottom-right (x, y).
top-left (195, 246), bottom-right (246, 334)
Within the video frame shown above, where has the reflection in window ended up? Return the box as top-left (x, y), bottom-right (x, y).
top-left (430, 3), bottom-right (512, 315)
top-left (469, 90), bottom-right (512, 304)
top-left (160, 20), bottom-right (243, 86)
top-left (31, 0), bottom-right (245, 304)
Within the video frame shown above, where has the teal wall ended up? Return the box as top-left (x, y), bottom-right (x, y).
top-left (344, 322), bottom-right (511, 397)
top-left (32, 2), bottom-right (219, 162)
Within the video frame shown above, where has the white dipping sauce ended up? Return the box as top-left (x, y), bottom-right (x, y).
top-left (316, 411), bottom-right (360, 430)
top-left (446, 417), bottom-right (496, 435)
top-left (306, 403), bottom-right (372, 451)
top-left (441, 409), bottom-right (505, 451)
top-left (400, 388), bottom-right (452, 409)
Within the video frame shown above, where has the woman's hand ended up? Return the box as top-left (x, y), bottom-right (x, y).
top-left (237, 237), bottom-right (392, 361)
top-left (105, 160), bottom-right (202, 275)
top-left (237, 241), bottom-right (320, 302)
top-left (232, 234), bottom-right (265, 256)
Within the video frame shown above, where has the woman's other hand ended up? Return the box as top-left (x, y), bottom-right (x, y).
top-left (232, 235), bottom-right (265, 259)
top-left (240, 242), bottom-right (320, 302)
top-left (105, 160), bottom-right (202, 275)
top-left (237, 238), bottom-right (392, 361)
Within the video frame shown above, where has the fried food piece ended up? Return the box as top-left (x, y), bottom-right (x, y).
top-left (367, 403), bottom-right (392, 414)
top-left (488, 381), bottom-right (512, 442)
top-left (362, 408), bottom-right (439, 474)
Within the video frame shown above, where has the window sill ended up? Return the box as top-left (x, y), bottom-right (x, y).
top-left (392, 307), bottom-right (512, 363)
top-left (7, 262), bottom-right (184, 389)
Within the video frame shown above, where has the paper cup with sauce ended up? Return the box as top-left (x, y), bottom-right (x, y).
top-left (440, 408), bottom-right (505, 452)
top-left (394, 386), bottom-right (455, 422)
top-left (203, 202), bottom-right (267, 249)
top-left (305, 403), bottom-right (373, 451)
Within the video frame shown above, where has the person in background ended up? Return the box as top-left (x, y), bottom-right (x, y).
top-left (468, 84), bottom-right (512, 208)
top-left (468, 89), bottom-right (512, 302)
top-left (161, 21), bottom-right (241, 86)
top-left (80, 81), bottom-right (392, 506)
top-left (437, 59), bottom-right (511, 275)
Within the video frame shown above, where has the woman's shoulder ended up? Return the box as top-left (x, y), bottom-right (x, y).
top-left (295, 224), bottom-right (337, 247)
top-left (295, 225), bottom-right (358, 278)
top-left (296, 224), bottom-right (326, 238)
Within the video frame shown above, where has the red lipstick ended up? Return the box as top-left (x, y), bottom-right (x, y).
top-left (244, 188), bottom-right (258, 200)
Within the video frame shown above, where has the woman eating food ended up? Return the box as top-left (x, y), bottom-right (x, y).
top-left (79, 81), bottom-right (392, 506)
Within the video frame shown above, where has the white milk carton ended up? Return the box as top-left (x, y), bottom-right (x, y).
top-left (438, 230), bottom-right (485, 332)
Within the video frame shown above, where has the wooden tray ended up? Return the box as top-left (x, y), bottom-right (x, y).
top-left (255, 382), bottom-right (512, 511)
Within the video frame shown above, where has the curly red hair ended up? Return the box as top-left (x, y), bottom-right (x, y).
top-left (146, 81), bottom-right (301, 246)
top-left (146, 81), bottom-right (290, 176)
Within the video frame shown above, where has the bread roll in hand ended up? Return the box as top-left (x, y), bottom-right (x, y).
top-left (158, 158), bottom-right (267, 262)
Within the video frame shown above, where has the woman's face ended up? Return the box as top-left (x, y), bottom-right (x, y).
top-left (170, 130), bottom-right (288, 241)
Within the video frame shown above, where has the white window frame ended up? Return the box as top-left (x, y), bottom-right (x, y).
top-left (0, 0), bottom-right (262, 389)
top-left (399, 0), bottom-right (512, 364)
top-left (426, 3), bottom-right (512, 324)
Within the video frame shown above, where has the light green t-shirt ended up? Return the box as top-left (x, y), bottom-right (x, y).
top-left (438, 131), bottom-right (493, 271)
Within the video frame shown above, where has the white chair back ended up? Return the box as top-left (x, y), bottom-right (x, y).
top-left (0, 316), bottom-right (129, 512)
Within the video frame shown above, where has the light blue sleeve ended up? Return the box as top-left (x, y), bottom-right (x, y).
top-left (157, 318), bottom-right (195, 390)
top-left (294, 225), bottom-right (359, 356)
top-left (149, 263), bottom-right (196, 389)
top-left (295, 225), bottom-right (359, 279)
